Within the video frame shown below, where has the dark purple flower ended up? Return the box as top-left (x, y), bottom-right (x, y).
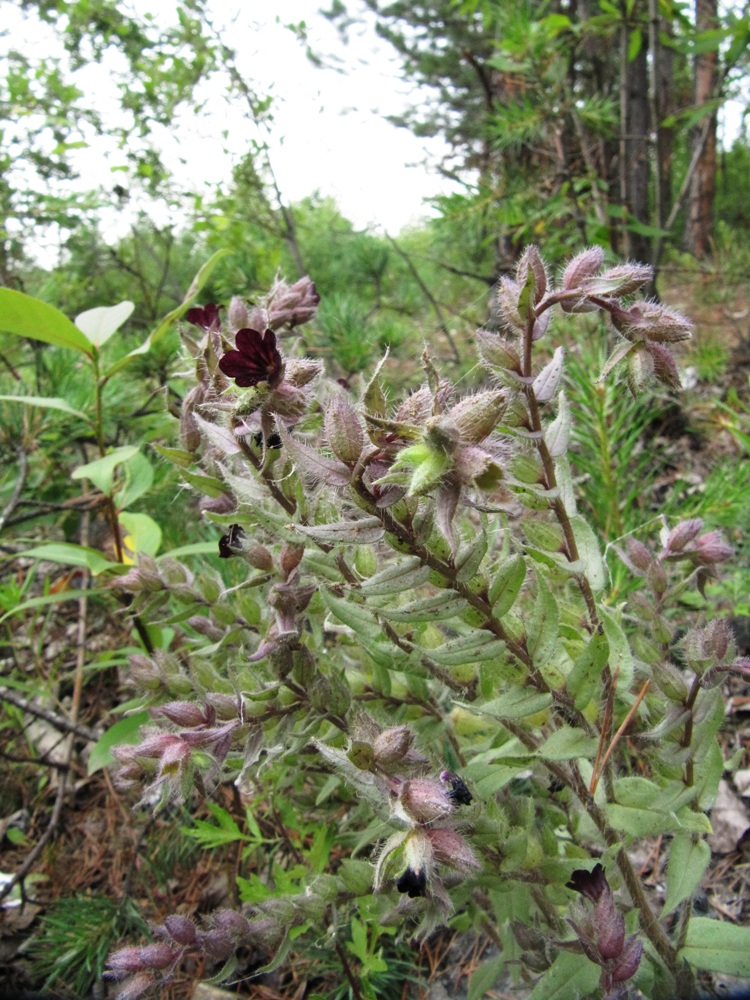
top-left (186, 303), bottom-right (222, 331)
top-left (567, 863), bottom-right (608, 902)
top-left (218, 328), bottom-right (283, 388)
top-left (219, 524), bottom-right (245, 559)
top-left (396, 865), bottom-right (427, 898)
top-left (440, 770), bottom-right (473, 806)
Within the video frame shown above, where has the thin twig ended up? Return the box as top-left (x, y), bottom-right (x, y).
top-left (0, 445), bottom-right (28, 531)
top-left (590, 677), bottom-right (649, 795)
top-left (0, 687), bottom-right (98, 742)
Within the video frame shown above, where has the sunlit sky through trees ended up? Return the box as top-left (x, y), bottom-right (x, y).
top-left (4, 0), bottom-right (462, 263)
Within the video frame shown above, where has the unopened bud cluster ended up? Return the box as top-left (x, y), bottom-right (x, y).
top-left (566, 865), bottom-right (643, 999)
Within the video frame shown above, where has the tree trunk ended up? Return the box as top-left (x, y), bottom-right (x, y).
top-left (684, 0), bottom-right (718, 257)
top-left (619, 6), bottom-right (651, 262)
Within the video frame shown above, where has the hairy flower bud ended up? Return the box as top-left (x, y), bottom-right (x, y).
top-left (445, 391), bottom-right (507, 444)
top-left (561, 246), bottom-right (606, 291)
top-left (595, 891), bottom-right (625, 960)
top-left (267, 275), bottom-right (320, 330)
top-left (280, 543), bottom-right (305, 576)
top-left (228, 295), bottom-right (250, 331)
top-left (158, 701), bottom-right (211, 727)
top-left (373, 726), bottom-right (414, 766)
top-left (427, 827), bottom-right (480, 875)
top-left (610, 936), bottom-right (644, 983)
top-left (164, 914), bottom-right (197, 945)
top-left (396, 777), bottom-right (454, 825)
top-left (580, 263), bottom-right (653, 298)
top-left (138, 943), bottom-right (178, 971)
top-left (326, 396), bottom-right (365, 464)
top-left (625, 537), bottom-right (652, 572)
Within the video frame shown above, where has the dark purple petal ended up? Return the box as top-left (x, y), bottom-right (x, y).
top-left (186, 304), bottom-right (222, 331)
top-left (567, 863), bottom-right (609, 902)
top-left (218, 328), bottom-right (283, 387)
top-left (396, 866), bottom-right (427, 898)
top-left (440, 770), bottom-right (473, 806)
top-left (219, 524), bottom-right (245, 558)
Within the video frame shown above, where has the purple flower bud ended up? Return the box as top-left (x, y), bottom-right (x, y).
top-left (227, 296), bottom-right (250, 331)
top-left (694, 531), bottom-right (733, 566)
top-left (373, 726), bottom-right (414, 766)
top-left (187, 616), bottom-right (226, 641)
top-left (427, 828), bottom-right (480, 875)
top-left (267, 275), bottom-right (320, 330)
top-left (595, 891), bottom-right (626, 960)
top-left (107, 946), bottom-right (148, 976)
top-left (664, 518), bottom-right (704, 555)
top-left (164, 914), bottom-right (197, 945)
top-left (280, 543), bottom-right (305, 577)
top-left (626, 539), bottom-right (651, 573)
top-left (198, 928), bottom-right (233, 960)
top-left (648, 342), bottom-right (682, 390)
top-left (396, 778), bottom-right (454, 824)
top-left (561, 246), bottom-right (606, 291)
top-left (610, 935), bottom-right (643, 982)
top-left (138, 942), bottom-right (178, 970)
top-left (158, 702), bottom-right (210, 727)
top-left (580, 263), bottom-right (653, 298)
top-left (212, 909), bottom-right (252, 942)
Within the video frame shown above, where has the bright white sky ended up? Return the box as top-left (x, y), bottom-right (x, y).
top-left (3, 0), bottom-right (458, 255)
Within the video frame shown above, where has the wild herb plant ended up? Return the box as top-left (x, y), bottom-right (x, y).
top-left (7, 249), bottom-right (747, 998)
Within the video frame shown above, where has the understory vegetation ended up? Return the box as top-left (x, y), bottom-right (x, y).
top-left (1, 2), bottom-right (750, 999)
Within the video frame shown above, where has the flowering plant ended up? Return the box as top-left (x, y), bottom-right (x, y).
top-left (107, 256), bottom-right (749, 999)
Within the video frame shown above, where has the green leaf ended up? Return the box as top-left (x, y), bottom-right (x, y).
top-left (0, 289), bottom-right (93, 354)
top-left (489, 553), bottom-right (526, 615)
top-left (570, 515), bottom-right (606, 592)
top-left (567, 631), bottom-right (609, 709)
top-left (455, 527), bottom-right (488, 582)
top-left (104, 249), bottom-right (229, 377)
top-left (469, 688), bottom-right (553, 722)
top-left (378, 593), bottom-right (468, 622)
top-left (0, 588), bottom-right (94, 623)
top-left (152, 444), bottom-right (196, 468)
top-left (526, 572), bottom-right (559, 668)
top-left (528, 950), bottom-right (599, 1000)
top-left (359, 556), bottom-right (431, 594)
top-left (114, 452), bottom-right (154, 510)
top-left (536, 726), bottom-right (598, 761)
top-left (468, 954), bottom-right (506, 1000)
top-left (119, 512), bottom-right (162, 558)
top-left (71, 446), bottom-right (139, 495)
top-left (321, 590), bottom-right (383, 642)
top-left (160, 542), bottom-right (221, 559)
top-left (628, 28), bottom-right (643, 61)
top-left (87, 711), bottom-right (149, 774)
top-left (20, 543), bottom-right (116, 575)
top-left (75, 301), bottom-right (134, 348)
top-left (661, 833), bottom-right (710, 917)
top-left (546, 389), bottom-right (571, 458)
top-left (180, 469), bottom-right (227, 498)
top-left (680, 918), bottom-right (750, 977)
top-left (294, 518), bottom-right (385, 545)
top-left (0, 394), bottom-right (89, 422)
top-left (600, 607), bottom-right (634, 690)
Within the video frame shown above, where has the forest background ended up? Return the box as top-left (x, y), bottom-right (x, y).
top-left (1, 0), bottom-right (750, 997)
